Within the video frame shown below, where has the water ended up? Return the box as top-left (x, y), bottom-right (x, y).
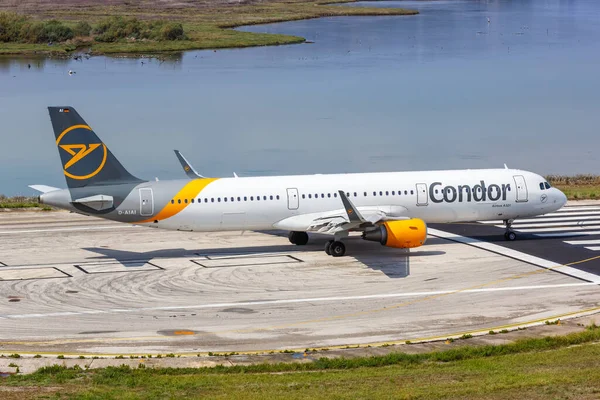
top-left (1, 0), bottom-right (599, 195)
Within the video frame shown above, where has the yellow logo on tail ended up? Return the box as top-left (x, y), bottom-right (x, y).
top-left (57, 125), bottom-right (108, 180)
top-left (60, 143), bottom-right (102, 169)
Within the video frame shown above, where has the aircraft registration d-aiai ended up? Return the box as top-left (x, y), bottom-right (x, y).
top-left (32, 107), bottom-right (568, 257)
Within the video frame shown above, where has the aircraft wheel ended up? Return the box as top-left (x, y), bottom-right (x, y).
top-left (507, 231), bottom-right (517, 241)
top-left (330, 241), bottom-right (346, 257)
top-left (325, 240), bottom-right (334, 255)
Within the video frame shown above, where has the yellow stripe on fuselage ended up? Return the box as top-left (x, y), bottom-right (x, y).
top-left (139, 178), bottom-right (219, 223)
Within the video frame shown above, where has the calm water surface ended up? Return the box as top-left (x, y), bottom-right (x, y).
top-left (1, 0), bottom-right (599, 195)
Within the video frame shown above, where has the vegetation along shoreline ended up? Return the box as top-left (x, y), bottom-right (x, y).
top-left (0, 0), bottom-right (418, 56)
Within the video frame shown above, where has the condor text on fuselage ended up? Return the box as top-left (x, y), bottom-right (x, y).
top-left (429, 180), bottom-right (511, 203)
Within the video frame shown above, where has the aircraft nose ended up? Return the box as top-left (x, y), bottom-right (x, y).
top-left (556, 189), bottom-right (567, 208)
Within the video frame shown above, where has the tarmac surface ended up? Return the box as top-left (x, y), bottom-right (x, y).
top-left (0, 204), bottom-right (600, 355)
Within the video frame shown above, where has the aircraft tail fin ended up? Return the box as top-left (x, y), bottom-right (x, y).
top-left (48, 107), bottom-right (143, 189)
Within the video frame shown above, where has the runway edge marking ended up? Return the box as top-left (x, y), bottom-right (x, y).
top-left (428, 228), bottom-right (600, 283)
top-left (2, 305), bottom-right (600, 358)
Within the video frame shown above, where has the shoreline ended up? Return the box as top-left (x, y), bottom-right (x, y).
top-left (0, 1), bottom-right (418, 57)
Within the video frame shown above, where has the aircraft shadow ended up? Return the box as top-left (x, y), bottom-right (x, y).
top-left (82, 232), bottom-right (445, 279)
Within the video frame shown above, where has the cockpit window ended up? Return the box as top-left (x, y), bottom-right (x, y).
top-left (544, 182), bottom-right (551, 189)
top-left (539, 182), bottom-right (544, 190)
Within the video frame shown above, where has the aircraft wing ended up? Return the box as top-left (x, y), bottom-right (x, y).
top-left (174, 150), bottom-right (204, 179)
top-left (273, 191), bottom-right (410, 235)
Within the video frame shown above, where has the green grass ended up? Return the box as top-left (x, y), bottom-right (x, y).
top-left (0, 195), bottom-right (41, 209)
top-left (546, 174), bottom-right (600, 200)
top-left (3, 326), bottom-right (600, 399)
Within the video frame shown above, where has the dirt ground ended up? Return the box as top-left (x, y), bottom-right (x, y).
top-left (0, 0), bottom-right (311, 14)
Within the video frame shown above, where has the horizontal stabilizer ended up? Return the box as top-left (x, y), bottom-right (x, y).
top-left (29, 185), bottom-right (61, 194)
top-left (72, 194), bottom-right (114, 211)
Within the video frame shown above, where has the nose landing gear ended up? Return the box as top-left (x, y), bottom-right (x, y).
top-left (503, 219), bottom-right (517, 241)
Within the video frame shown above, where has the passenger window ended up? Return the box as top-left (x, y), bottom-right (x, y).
top-left (270, 195), bottom-right (273, 200)
top-left (191, 199), bottom-right (194, 203)
top-left (328, 193), bottom-right (331, 198)
top-left (364, 192), bottom-right (367, 197)
top-left (211, 198), bottom-right (214, 203)
top-left (404, 191), bottom-right (408, 195)
top-left (386, 191), bottom-right (389, 196)
top-left (334, 193), bottom-right (337, 198)
top-left (224, 197), bottom-right (227, 202)
top-left (410, 190), bottom-right (414, 195)
top-left (302, 194), bottom-right (305, 199)
top-left (379, 191), bottom-right (383, 196)
top-left (373, 191), bottom-right (377, 196)
top-left (171, 200), bottom-right (174, 204)
top-left (276, 195), bottom-right (280, 200)
top-left (354, 192), bottom-right (357, 197)
top-left (392, 191), bottom-right (395, 195)
top-left (257, 196), bottom-right (260, 201)
top-left (231, 197), bottom-right (234, 202)
top-left (250, 196), bottom-right (254, 201)
top-left (177, 199), bottom-right (181, 204)
top-left (321, 194), bottom-right (325, 198)
top-left (217, 198), bottom-right (221, 202)
top-left (205, 198), bottom-right (208, 203)
top-left (308, 194), bottom-right (312, 199)
top-left (244, 196), bottom-right (247, 201)
top-left (237, 197), bottom-right (241, 201)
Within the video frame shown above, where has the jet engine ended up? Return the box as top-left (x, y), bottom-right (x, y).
top-left (362, 219), bottom-right (427, 249)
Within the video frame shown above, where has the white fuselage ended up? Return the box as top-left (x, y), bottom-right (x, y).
top-left (146, 168), bottom-right (567, 232)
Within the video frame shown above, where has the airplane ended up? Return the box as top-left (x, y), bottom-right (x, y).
top-left (31, 107), bottom-right (568, 257)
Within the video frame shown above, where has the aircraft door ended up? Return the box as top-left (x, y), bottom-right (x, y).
top-left (139, 188), bottom-right (154, 216)
top-left (416, 183), bottom-right (428, 206)
top-left (287, 188), bottom-right (299, 210)
top-left (513, 175), bottom-right (528, 202)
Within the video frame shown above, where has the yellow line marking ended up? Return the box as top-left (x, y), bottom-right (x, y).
top-left (2, 305), bottom-right (600, 358)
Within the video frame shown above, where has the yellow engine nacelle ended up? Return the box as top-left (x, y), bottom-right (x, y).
top-left (362, 219), bottom-right (427, 249)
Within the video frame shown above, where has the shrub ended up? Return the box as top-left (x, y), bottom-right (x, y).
top-left (94, 16), bottom-right (186, 42)
top-left (160, 22), bottom-right (186, 40)
top-left (73, 21), bottom-right (92, 37)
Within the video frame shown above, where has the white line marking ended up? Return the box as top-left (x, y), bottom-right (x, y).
top-left (0, 225), bottom-right (133, 235)
top-left (497, 220), bottom-right (600, 229)
top-left (487, 216), bottom-right (600, 225)
top-left (556, 206), bottom-right (600, 212)
top-left (535, 231), bottom-right (600, 238)
top-left (1, 282), bottom-right (597, 320)
top-left (584, 247), bottom-right (600, 251)
top-left (564, 239), bottom-right (600, 245)
top-left (509, 225), bottom-right (600, 233)
top-left (428, 228), bottom-right (600, 283)
top-left (480, 213), bottom-right (600, 225)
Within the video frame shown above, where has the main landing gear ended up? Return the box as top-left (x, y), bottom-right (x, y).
top-left (503, 219), bottom-right (517, 241)
top-left (288, 231), bottom-right (309, 246)
top-left (325, 240), bottom-right (346, 257)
